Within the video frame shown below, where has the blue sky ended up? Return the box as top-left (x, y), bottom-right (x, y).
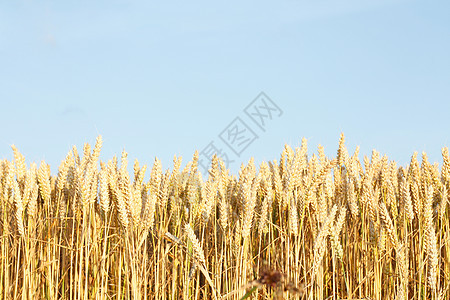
top-left (1, 0), bottom-right (449, 175)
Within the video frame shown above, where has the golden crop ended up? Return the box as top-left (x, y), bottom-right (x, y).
top-left (1, 134), bottom-right (449, 299)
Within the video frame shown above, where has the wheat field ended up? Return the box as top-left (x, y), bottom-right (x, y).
top-left (0, 134), bottom-right (449, 299)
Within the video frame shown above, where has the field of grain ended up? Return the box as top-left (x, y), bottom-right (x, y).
top-left (0, 134), bottom-right (449, 299)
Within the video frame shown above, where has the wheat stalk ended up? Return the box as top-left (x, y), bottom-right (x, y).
top-left (424, 186), bottom-right (439, 295)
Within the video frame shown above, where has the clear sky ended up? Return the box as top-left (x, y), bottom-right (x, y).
top-left (1, 0), bottom-right (449, 176)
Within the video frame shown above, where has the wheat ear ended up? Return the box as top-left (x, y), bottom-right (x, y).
top-left (184, 223), bottom-right (206, 265)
